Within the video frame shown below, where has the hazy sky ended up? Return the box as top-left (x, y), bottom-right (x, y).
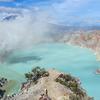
top-left (0, 0), bottom-right (100, 25)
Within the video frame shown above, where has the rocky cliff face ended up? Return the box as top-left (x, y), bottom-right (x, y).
top-left (5, 70), bottom-right (93, 100)
top-left (59, 30), bottom-right (100, 61)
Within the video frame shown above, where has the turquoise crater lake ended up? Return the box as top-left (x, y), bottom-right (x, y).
top-left (0, 43), bottom-right (100, 100)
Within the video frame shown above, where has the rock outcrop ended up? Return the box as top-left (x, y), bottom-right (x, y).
top-left (59, 30), bottom-right (100, 64)
top-left (6, 69), bottom-right (93, 100)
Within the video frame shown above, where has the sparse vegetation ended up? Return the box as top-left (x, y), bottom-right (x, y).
top-left (4, 69), bottom-right (92, 100)
top-left (25, 67), bottom-right (49, 83)
top-left (0, 77), bottom-right (7, 99)
top-left (55, 74), bottom-right (87, 99)
top-left (0, 77), bottom-right (18, 99)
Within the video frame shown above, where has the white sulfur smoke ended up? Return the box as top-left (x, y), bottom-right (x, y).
top-left (0, 9), bottom-right (52, 62)
top-left (0, 10), bottom-right (51, 48)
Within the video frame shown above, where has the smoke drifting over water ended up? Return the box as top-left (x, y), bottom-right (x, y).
top-left (0, 0), bottom-right (100, 63)
top-left (0, 0), bottom-right (90, 56)
top-left (0, 9), bottom-right (53, 62)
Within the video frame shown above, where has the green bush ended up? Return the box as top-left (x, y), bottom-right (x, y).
top-left (25, 67), bottom-right (49, 83)
top-left (55, 74), bottom-right (85, 98)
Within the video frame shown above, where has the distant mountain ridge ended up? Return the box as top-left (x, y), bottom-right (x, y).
top-left (47, 23), bottom-right (100, 41)
top-left (2, 15), bottom-right (18, 21)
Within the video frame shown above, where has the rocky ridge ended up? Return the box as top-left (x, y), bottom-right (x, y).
top-left (4, 69), bottom-right (93, 100)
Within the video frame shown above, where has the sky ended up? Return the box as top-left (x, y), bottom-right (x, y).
top-left (0, 0), bottom-right (100, 25)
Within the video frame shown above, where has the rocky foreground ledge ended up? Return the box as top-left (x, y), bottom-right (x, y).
top-left (2, 67), bottom-right (93, 100)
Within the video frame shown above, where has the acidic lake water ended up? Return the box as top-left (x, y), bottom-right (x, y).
top-left (0, 43), bottom-right (100, 100)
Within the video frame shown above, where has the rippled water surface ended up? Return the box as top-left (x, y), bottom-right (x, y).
top-left (0, 43), bottom-right (100, 100)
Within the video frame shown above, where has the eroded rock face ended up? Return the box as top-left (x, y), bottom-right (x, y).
top-left (61, 31), bottom-right (100, 52)
top-left (6, 70), bottom-right (93, 100)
